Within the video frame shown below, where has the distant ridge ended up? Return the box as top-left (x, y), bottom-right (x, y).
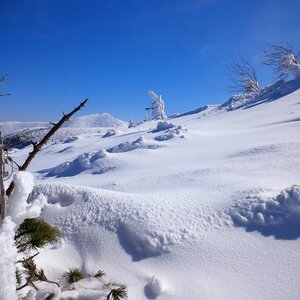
top-left (0, 112), bottom-right (127, 136)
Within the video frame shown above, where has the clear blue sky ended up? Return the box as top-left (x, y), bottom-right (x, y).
top-left (1, 0), bottom-right (300, 122)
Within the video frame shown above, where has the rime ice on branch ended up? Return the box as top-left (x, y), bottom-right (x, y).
top-left (263, 44), bottom-right (300, 80)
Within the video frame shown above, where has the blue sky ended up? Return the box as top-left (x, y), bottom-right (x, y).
top-left (1, 0), bottom-right (300, 121)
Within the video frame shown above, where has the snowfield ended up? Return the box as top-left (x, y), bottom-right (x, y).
top-left (2, 79), bottom-right (300, 299)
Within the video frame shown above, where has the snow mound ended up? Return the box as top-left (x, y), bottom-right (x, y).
top-left (152, 121), bottom-right (175, 132)
top-left (45, 149), bottom-right (117, 177)
top-left (102, 128), bottom-right (118, 138)
top-left (144, 276), bottom-right (164, 299)
top-left (107, 137), bottom-right (159, 153)
top-left (118, 222), bottom-right (170, 261)
top-left (155, 125), bottom-right (185, 141)
top-left (65, 112), bottom-right (127, 128)
top-left (231, 185), bottom-right (300, 239)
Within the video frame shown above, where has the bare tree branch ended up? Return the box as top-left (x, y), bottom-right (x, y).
top-left (228, 58), bottom-right (260, 94)
top-left (5, 98), bottom-right (89, 199)
top-left (262, 44), bottom-right (300, 80)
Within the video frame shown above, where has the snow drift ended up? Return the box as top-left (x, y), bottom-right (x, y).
top-left (231, 185), bottom-right (300, 239)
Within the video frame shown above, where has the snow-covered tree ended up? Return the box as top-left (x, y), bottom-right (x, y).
top-left (144, 113), bottom-right (149, 122)
top-left (262, 44), bottom-right (300, 80)
top-left (229, 58), bottom-right (260, 94)
top-left (128, 119), bottom-right (135, 128)
top-left (147, 90), bottom-right (166, 120)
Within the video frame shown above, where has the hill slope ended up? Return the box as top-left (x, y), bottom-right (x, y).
top-left (9, 82), bottom-right (300, 299)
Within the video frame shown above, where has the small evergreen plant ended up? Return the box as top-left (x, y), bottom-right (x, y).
top-left (15, 218), bottom-right (60, 252)
top-left (63, 267), bottom-right (84, 284)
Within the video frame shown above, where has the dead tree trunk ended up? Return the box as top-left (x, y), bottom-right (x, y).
top-left (5, 98), bottom-right (88, 200)
top-left (0, 130), bottom-right (7, 221)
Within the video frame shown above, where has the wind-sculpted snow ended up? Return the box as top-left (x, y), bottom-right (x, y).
top-left (230, 186), bottom-right (300, 239)
top-left (102, 128), bottom-right (118, 138)
top-left (152, 121), bottom-right (175, 132)
top-left (107, 137), bottom-right (159, 153)
top-left (154, 125), bottom-right (185, 141)
top-left (44, 149), bottom-right (118, 177)
top-left (29, 183), bottom-right (225, 261)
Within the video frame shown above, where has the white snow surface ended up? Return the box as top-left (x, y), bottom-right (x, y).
top-left (7, 81), bottom-right (300, 299)
top-left (7, 171), bottom-right (47, 226)
top-left (231, 185), bottom-right (300, 228)
top-left (0, 217), bottom-right (17, 300)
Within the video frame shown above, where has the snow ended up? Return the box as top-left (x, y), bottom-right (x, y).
top-left (148, 91), bottom-right (167, 120)
top-left (282, 54), bottom-right (300, 78)
top-left (7, 171), bottom-right (47, 226)
top-left (0, 172), bottom-right (50, 300)
top-left (154, 125), bottom-right (185, 141)
top-left (231, 185), bottom-right (300, 238)
top-left (153, 121), bottom-right (175, 132)
top-left (144, 276), bottom-right (164, 299)
top-left (103, 128), bottom-right (118, 138)
top-left (0, 217), bottom-right (17, 300)
top-left (4, 78), bottom-right (300, 299)
top-left (107, 136), bottom-right (159, 153)
top-left (44, 149), bottom-right (118, 177)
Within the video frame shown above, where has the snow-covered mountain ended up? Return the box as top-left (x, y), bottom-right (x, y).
top-left (0, 121), bottom-right (50, 136)
top-left (64, 112), bottom-right (127, 128)
top-left (0, 112), bottom-right (127, 136)
top-left (5, 80), bottom-right (300, 299)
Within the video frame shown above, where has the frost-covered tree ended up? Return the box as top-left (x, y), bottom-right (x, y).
top-left (128, 119), bottom-right (135, 128)
top-left (229, 58), bottom-right (260, 94)
top-left (144, 112), bottom-right (149, 122)
top-left (262, 44), bottom-right (300, 80)
top-left (147, 90), bottom-right (166, 120)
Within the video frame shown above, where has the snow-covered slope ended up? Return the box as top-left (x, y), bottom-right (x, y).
top-left (9, 81), bottom-right (300, 299)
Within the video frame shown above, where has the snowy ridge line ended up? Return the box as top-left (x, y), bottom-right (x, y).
top-left (220, 77), bottom-right (300, 111)
top-left (0, 112), bottom-right (127, 136)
